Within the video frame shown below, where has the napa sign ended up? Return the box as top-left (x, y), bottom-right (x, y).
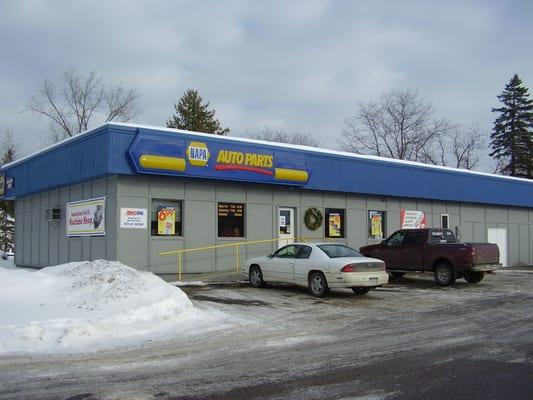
top-left (128, 128), bottom-right (310, 185)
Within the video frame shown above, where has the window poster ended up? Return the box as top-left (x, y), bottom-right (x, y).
top-left (157, 206), bottom-right (176, 235)
top-left (369, 211), bottom-right (384, 239)
top-left (328, 212), bottom-right (342, 237)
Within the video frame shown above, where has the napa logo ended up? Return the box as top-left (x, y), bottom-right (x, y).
top-left (186, 141), bottom-right (210, 167)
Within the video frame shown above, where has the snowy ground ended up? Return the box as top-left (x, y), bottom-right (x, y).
top-left (0, 260), bottom-right (234, 354)
top-left (1, 263), bottom-right (532, 399)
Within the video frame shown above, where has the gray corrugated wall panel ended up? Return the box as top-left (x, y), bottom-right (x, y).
top-left (116, 196), bottom-right (149, 270)
top-left (459, 222), bottom-right (474, 242)
top-left (245, 203), bottom-right (274, 261)
top-left (399, 199), bottom-right (416, 212)
top-left (509, 208), bottom-right (529, 224)
top-left (215, 241), bottom-right (242, 272)
top-left (22, 207), bottom-right (31, 265)
top-left (150, 239), bottom-right (184, 275)
top-left (14, 201), bottom-right (22, 266)
top-left (324, 193), bottom-right (347, 208)
top-left (347, 194), bottom-right (365, 210)
top-left (486, 206), bottom-right (508, 223)
top-left (530, 226), bottom-right (533, 264)
top-left (39, 208), bottom-right (49, 266)
top-left (90, 238), bottom-right (106, 261)
top-left (461, 204), bottom-right (485, 222)
top-left (518, 225), bottom-right (529, 265)
top-left (216, 183), bottom-right (246, 202)
top-left (185, 181), bottom-right (215, 201)
top-left (246, 186), bottom-right (273, 204)
top-left (301, 190), bottom-right (323, 206)
top-left (347, 209), bottom-right (367, 248)
top-left (81, 237), bottom-right (91, 261)
top-left (49, 220), bottom-right (60, 266)
top-left (368, 196), bottom-right (389, 211)
top-left (105, 194), bottom-right (118, 261)
top-left (149, 177), bottom-right (184, 198)
top-left (474, 223), bottom-right (486, 242)
top-left (508, 224), bottom-right (519, 265)
top-left (386, 198), bottom-right (400, 211)
top-left (273, 189), bottom-right (299, 206)
top-left (69, 237), bottom-right (82, 262)
top-left (184, 200), bottom-right (215, 273)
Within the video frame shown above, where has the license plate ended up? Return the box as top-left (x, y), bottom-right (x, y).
top-left (369, 277), bottom-right (378, 283)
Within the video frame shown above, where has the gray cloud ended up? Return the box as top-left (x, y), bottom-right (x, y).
top-left (1, 0), bottom-right (532, 171)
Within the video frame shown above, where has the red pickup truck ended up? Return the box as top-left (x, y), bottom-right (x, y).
top-left (360, 228), bottom-right (500, 286)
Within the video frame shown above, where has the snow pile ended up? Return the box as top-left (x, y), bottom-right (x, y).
top-left (0, 260), bottom-right (221, 354)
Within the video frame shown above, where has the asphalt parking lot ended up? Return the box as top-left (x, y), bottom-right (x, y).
top-left (1, 269), bottom-right (533, 399)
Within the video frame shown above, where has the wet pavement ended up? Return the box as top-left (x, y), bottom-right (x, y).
top-left (1, 270), bottom-right (532, 399)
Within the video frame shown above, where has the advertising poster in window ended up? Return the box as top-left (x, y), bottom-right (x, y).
top-left (157, 206), bottom-right (176, 235)
top-left (369, 211), bottom-right (383, 239)
top-left (328, 212), bottom-right (342, 237)
top-left (400, 209), bottom-right (427, 229)
top-left (66, 197), bottom-right (105, 237)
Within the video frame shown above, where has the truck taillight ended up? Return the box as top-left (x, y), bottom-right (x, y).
top-left (341, 264), bottom-right (357, 272)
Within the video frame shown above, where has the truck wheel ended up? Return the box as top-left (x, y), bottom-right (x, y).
top-left (464, 271), bottom-right (485, 284)
top-left (434, 262), bottom-right (455, 286)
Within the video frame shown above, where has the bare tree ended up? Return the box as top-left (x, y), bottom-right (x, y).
top-left (340, 90), bottom-right (484, 170)
top-left (248, 127), bottom-right (321, 147)
top-left (340, 90), bottom-right (446, 161)
top-left (28, 69), bottom-right (139, 142)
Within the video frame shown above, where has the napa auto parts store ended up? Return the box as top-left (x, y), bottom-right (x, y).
top-left (1, 122), bottom-right (532, 277)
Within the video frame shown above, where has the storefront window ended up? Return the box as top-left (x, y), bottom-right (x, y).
top-left (151, 199), bottom-right (182, 236)
top-left (368, 210), bottom-right (386, 240)
top-left (218, 203), bottom-right (245, 237)
top-left (325, 208), bottom-right (345, 238)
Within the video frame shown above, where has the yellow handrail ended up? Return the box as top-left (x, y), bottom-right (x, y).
top-left (159, 236), bottom-right (332, 281)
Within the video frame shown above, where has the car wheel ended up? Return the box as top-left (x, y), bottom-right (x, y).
top-left (309, 272), bottom-right (328, 297)
top-left (352, 287), bottom-right (371, 295)
top-left (464, 271), bottom-right (485, 284)
top-left (434, 262), bottom-right (455, 286)
top-left (249, 265), bottom-right (265, 288)
top-left (390, 272), bottom-right (405, 279)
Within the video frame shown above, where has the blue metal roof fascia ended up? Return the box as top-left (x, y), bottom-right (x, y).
top-left (302, 151), bottom-right (533, 207)
top-left (1, 123), bottom-right (532, 208)
top-left (1, 125), bottom-right (110, 199)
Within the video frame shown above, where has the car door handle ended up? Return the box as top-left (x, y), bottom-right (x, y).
top-left (289, 262), bottom-right (295, 266)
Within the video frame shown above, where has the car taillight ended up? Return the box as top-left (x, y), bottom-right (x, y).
top-left (341, 264), bottom-right (357, 272)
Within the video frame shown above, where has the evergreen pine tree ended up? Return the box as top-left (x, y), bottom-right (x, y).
top-left (490, 74), bottom-right (533, 178)
top-left (166, 89), bottom-right (230, 135)
top-left (0, 131), bottom-right (17, 256)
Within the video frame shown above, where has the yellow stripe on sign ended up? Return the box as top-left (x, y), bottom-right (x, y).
top-left (274, 168), bottom-right (309, 182)
top-left (139, 155), bottom-right (186, 172)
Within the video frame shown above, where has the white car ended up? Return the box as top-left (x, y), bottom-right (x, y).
top-left (242, 242), bottom-right (389, 297)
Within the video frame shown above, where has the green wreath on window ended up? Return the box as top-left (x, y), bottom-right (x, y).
top-left (304, 207), bottom-right (323, 231)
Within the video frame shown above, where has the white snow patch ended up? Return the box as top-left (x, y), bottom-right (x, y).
top-left (0, 260), bottom-right (234, 354)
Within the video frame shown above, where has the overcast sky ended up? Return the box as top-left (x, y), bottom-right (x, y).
top-left (1, 0), bottom-right (532, 171)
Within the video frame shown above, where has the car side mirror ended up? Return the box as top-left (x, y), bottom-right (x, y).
top-left (268, 253), bottom-right (274, 258)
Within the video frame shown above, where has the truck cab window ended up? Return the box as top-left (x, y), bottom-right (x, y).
top-left (387, 231), bottom-right (406, 247)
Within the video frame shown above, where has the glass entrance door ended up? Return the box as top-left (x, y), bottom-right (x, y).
top-left (278, 207), bottom-right (295, 247)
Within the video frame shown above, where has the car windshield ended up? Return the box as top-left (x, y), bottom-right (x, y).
top-left (317, 244), bottom-right (362, 258)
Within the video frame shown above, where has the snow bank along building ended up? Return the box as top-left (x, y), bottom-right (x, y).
top-left (1, 122), bottom-right (532, 276)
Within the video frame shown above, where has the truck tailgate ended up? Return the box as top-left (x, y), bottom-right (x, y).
top-left (468, 243), bottom-right (500, 264)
